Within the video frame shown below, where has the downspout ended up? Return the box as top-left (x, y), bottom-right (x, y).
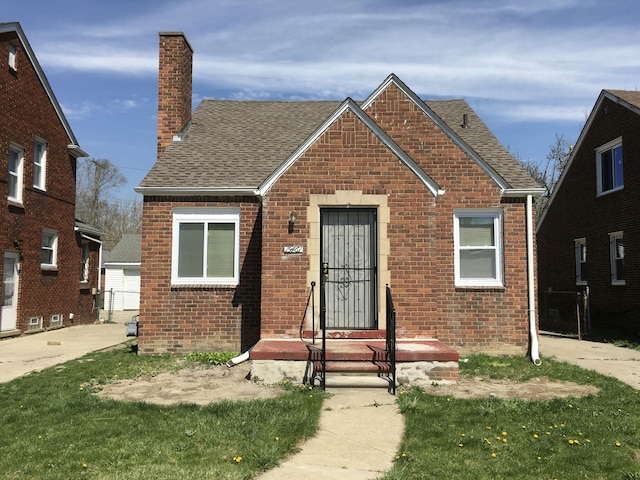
top-left (526, 195), bottom-right (542, 366)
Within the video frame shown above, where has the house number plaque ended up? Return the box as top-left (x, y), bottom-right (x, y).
top-left (284, 245), bottom-right (304, 254)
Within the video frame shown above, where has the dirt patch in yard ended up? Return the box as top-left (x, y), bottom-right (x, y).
top-left (421, 376), bottom-right (599, 400)
top-left (95, 362), bottom-right (599, 405)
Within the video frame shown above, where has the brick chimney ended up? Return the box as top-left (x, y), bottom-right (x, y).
top-left (157, 32), bottom-right (193, 159)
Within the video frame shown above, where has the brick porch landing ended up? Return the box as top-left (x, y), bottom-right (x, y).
top-left (250, 337), bottom-right (459, 387)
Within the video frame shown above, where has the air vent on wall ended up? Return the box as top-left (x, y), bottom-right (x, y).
top-left (27, 316), bottom-right (43, 332)
top-left (49, 314), bottom-right (63, 329)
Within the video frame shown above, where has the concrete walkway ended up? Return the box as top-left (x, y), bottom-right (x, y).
top-left (257, 388), bottom-right (403, 480)
top-left (539, 332), bottom-right (640, 389)
top-left (0, 322), bottom-right (128, 383)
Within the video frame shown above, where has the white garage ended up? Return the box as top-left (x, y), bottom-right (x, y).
top-left (103, 234), bottom-right (141, 311)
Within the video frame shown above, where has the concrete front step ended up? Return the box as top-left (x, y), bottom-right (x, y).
top-left (317, 361), bottom-right (391, 373)
top-left (321, 373), bottom-right (394, 389)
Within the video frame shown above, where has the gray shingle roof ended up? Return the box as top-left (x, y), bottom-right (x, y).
top-left (605, 90), bottom-right (640, 110)
top-left (139, 93), bottom-right (538, 191)
top-left (426, 99), bottom-right (540, 189)
top-left (140, 100), bottom-right (341, 190)
top-left (105, 234), bottom-right (142, 264)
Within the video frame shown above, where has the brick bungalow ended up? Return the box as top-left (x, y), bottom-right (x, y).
top-left (136, 32), bottom-right (543, 385)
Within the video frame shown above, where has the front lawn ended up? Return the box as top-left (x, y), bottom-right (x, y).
top-left (382, 355), bottom-right (640, 480)
top-left (0, 344), bottom-right (323, 480)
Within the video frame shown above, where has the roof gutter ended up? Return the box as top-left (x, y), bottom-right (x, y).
top-left (68, 144), bottom-right (89, 158)
top-left (134, 186), bottom-right (260, 197)
top-left (502, 188), bottom-right (546, 198)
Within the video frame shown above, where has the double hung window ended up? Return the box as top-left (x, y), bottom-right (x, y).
top-left (8, 145), bottom-right (24, 203)
top-left (596, 138), bottom-right (623, 195)
top-left (171, 208), bottom-right (240, 285)
top-left (33, 139), bottom-right (47, 190)
top-left (41, 229), bottom-right (58, 268)
top-left (454, 210), bottom-right (503, 287)
top-left (609, 232), bottom-right (624, 285)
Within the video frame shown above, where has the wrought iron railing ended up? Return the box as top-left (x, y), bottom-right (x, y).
top-left (386, 284), bottom-right (397, 395)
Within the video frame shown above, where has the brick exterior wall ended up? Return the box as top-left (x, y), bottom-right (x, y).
top-left (538, 96), bottom-right (640, 334)
top-left (259, 84), bottom-right (532, 355)
top-left (157, 32), bottom-right (193, 159)
top-left (137, 197), bottom-right (262, 354)
top-left (1, 29), bottom-right (99, 336)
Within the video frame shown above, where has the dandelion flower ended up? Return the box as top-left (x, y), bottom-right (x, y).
top-left (491, 453), bottom-right (497, 458)
top-left (83, 463), bottom-right (88, 468)
top-left (502, 438), bottom-right (507, 443)
top-left (275, 437), bottom-right (280, 441)
top-left (615, 441), bottom-right (621, 447)
top-left (458, 443), bottom-right (464, 448)
top-left (533, 434), bottom-right (539, 439)
top-left (502, 431), bottom-right (507, 436)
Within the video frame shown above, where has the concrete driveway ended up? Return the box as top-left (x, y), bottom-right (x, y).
top-left (539, 332), bottom-right (640, 389)
top-left (0, 322), bottom-right (128, 383)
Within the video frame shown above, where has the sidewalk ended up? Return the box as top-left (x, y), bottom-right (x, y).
top-left (257, 388), bottom-right (403, 480)
top-left (0, 322), bottom-right (128, 383)
top-left (539, 332), bottom-right (640, 389)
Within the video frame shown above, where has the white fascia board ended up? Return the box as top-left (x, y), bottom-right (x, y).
top-left (502, 188), bottom-right (546, 198)
top-left (257, 98), bottom-right (444, 197)
top-left (134, 186), bottom-right (260, 197)
top-left (362, 74), bottom-right (511, 191)
top-left (104, 262), bottom-right (141, 268)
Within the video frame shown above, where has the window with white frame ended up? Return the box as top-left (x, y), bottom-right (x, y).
top-left (574, 238), bottom-right (587, 284)
top-left (79, 243), bottom-right (90, 282)
top-left (596, 138), bottom-right (623, 195)
top-left (41, 229), bottom-right (58, 268)
top-left (609, 232), bottom-right (624, 285)
top-left (8, 145), bottom-right (24, 203)
top-left (454, 210), bottom-right (503, 287)
top-left (8, 44), bottom-right (17, 71)
top-left (33, 139), bottom-right (47, 190)
top-left (172, 208), bottom-right (240, 285)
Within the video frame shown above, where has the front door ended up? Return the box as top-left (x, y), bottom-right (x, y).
top-left (2, 252), bottom-right (20, 332)
top-left (321, 208), bottom-right (377, 329)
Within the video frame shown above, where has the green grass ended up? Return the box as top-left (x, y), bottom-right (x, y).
top-left (382, 355), bottom-right (640, 480)
top-left (0, 343), bottom-right (324, 480)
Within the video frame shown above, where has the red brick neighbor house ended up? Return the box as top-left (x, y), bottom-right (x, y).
top-left (1, 22), bottom-right (101, 338)
top-left (136, 32), bottom-right (543, 385)
top-left (537, 90), bottom-right (640, 336)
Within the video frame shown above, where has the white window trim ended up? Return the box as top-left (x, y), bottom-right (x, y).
top-left (33, 138), bottom-right (47, 190)
top-left (609, 231), bottom-right (625, 286)
top-left (171, 207), bottom-right (240, 285)
top-left (8, 44), bottom-right (17, 71)
top-left (596, 136), bottom-right (623, 196)
top-left (574, 238), bottom-right (587, 286)
top-left (454, 209), bottom-right (504, 288)
top-left (8, 143), bottom-right (24, 204)
top-left (41, 229), bottom-right (59, 269)
top-left (80, 243), bottom-right (90, 282)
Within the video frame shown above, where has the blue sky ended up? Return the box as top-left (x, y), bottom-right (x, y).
top-left (9, 0), bottom-right (640, 201)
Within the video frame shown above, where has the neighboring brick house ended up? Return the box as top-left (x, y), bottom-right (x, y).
top-left (1, 22), bottom-right (101, 337)
top-left (537, 90), bottom-right (640, 335)
top-left (136, 32), bottom-right (543, 363)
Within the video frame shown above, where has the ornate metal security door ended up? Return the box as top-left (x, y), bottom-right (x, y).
top-left (320, 208), bottom-right (377, 329)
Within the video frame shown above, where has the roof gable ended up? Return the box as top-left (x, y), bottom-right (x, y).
top-left (363, 74), bottom-right (540, 194)
top-left (538, 89), bottom-right (640, 228)
top-left (0, 22), bottom-right (86, 156)
top-left (258, 97), bottom-right (444, 197)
